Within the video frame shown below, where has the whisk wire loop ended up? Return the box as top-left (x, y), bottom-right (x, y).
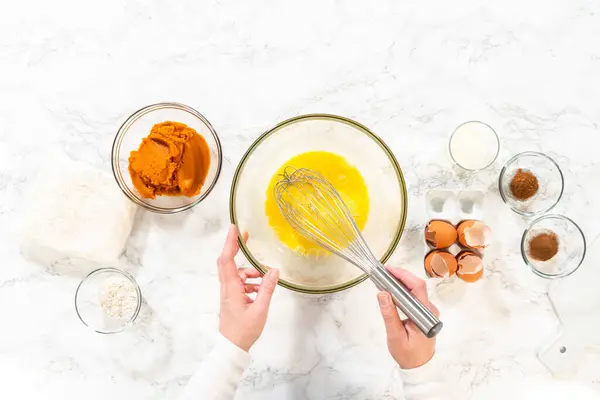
top-left (274, 167), bottom-right (443, 338)
top-left (274, 168), bottom-right (374, 270)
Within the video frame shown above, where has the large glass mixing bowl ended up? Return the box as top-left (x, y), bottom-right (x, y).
top-left (230, 114), bottom-right (408, 294)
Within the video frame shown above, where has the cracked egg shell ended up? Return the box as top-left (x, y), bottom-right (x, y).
top-left (424, 250), bottom-right (458, 278)
top-left (457, 220), bottom-right (491, 249)
top-left (425, 220), bottom-right (457, 249)
top-left (456, 252), bottom-right (484, 282)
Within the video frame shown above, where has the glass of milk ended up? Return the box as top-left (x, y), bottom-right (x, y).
top-left (448, 121), bottom-right (500, 171)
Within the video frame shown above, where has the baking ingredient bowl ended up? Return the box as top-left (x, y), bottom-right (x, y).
top-left (230, 114), bottom-right (408, 294)
top-left (498, 151), bottom-right (564, 217)
top-left (521, 215), bottom-right (586, 279)
top-left (112, 102), bottom-right (222, 214)
top-left (75, 268), bottom-right (142, 334)
top-left (448, 121), bottom-right (500, 171)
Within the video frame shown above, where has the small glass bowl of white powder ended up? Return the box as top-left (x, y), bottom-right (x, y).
top-left (75, 268), bottom-right (142, 334)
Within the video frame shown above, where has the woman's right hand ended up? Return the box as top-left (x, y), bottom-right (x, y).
top-left (377, 267), bottom-right (440, 369)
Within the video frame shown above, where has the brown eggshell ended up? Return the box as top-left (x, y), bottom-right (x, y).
top-left (424, 251), bottom-right (436, 277)
top-left (457, 220), bottom-right (491, 249)
top-left (425, 220), bottom-right (457, 249)
top-left (456, 252), bottom-right (484, 283)
top-left (424, 250), bottom-right (458, 278)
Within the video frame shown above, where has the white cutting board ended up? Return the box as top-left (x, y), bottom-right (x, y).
top-left (538, 234), bottom-right (600, 379)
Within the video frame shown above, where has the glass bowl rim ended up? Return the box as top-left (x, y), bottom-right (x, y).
top-left (448, 120), bottom-right (500, 171)
top-left (74, 267), bottom-right (143, 334)
top-left (111, 102), bottom-right (223, 214)
top-left (229, 113), bottom-right (409, 294)
top-left (520, 214), bottom-right (586, 279)
top-left (498, 151), bottom-right (565, 217)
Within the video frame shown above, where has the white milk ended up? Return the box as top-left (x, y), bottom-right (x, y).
top-left (449, 121), bottom-right (499, 170)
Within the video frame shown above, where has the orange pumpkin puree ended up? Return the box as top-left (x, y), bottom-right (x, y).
top-left (128, 121), bottom-right (210, 199)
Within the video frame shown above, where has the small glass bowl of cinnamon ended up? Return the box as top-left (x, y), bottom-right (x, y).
top-left (521, 214), bottom-right (586, 279)
top-left (112, 103), bottom-right (223, 214)
top-left (498, 151), bottom-right (564, 217)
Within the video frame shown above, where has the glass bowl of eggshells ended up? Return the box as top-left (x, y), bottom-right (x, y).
top-left (230, 114), bottom-right (408, 294)
top-left (112, 102), bottom-right (223, 214)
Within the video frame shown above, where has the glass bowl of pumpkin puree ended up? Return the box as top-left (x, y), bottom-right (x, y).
top-left (230, 114), bottom-right (408, 294)
top-left (112, 103), bottom-right (222, 214)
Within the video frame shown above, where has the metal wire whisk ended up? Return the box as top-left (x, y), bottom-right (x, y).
top-left (275, 167), bottom-right (442, 338)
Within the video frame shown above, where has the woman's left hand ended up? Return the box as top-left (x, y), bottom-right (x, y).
top-left (217, 225), bottom-right (279, 352)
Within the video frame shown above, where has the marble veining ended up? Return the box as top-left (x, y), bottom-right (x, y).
top-left (1, 0), bottom-right (600, 398)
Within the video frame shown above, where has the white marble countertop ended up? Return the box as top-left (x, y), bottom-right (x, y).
top-left (2, 0), bottom-right (600, 398)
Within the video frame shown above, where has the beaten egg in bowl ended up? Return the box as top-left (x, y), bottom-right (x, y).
top-left (264, 151), bottom-right (369, 257)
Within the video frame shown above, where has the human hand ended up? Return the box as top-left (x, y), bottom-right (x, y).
top-left (217, 224), bottom-right (279, 352)
top-left (377, 267), bottom-right (440, 369)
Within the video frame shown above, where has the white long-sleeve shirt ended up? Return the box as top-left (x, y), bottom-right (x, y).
top-left (180, 335), bottom-right (251, 399)
top-left (180, 335), bottom-right (600, 400)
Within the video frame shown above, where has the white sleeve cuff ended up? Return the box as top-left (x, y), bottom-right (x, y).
top-left (213, 334), bottom-right (252, 373)
top-left (179, 334), bottom-right (251, 400)
top-left (397, 354), bottom-right (453, 400)
top-left (398, 354), bottom-right (441, 385)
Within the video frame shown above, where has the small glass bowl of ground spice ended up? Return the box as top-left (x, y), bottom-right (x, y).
top-left (75, 268), bottom-right (142, 333)
top-left (498, 152), bottom-right (564, 217)
top-left (521, 214), bottom-right (586, 279)
top-left (112, 103), bottom-right (223, 214)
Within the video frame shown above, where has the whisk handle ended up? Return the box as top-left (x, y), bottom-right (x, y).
top-left (370, 264), bottom-right (443, 338)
